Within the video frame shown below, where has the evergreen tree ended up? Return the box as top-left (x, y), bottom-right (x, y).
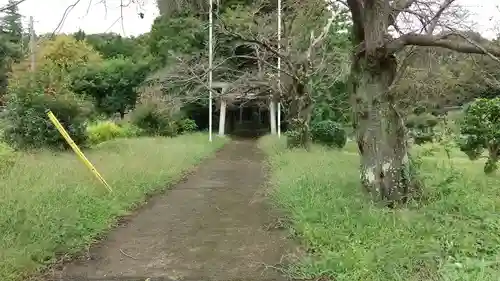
top-left (0, 0), bottom-right (23, 45)
top-left (0, 0), bottom-right (24, 100)
top-left (73, 29), bottom-right (86, 42)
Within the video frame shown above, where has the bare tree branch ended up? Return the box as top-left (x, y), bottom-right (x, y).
top-left (0, 0), bottom-right (28, 12)
top-left (51, 0), bottom-right (83, 36)
top-left (390, 32), bottom-right (500, 56)
top-left (307, 9), bottom-right (336, 59)
top-left (389, 0), bottom-right (418, 27)
top-left (425, 0), bottom-right (455, 34)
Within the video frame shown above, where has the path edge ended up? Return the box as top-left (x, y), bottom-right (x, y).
top-left (29, 140), bottom-right (230, 281)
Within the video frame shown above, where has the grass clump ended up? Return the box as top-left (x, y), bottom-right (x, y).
top-left (86, 120), bottom-right (139, 145)
top-left (0, 133), bottom-right (226, 281)
top-left (0, 141), bottom-right (16, 174)
top-left (259, 135), bottom-right (500, 281)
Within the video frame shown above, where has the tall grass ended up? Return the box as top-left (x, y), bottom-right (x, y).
top-left (260, 136), bottom-right (500, 281)
top-left (0, 133), bottom-right (226, 280)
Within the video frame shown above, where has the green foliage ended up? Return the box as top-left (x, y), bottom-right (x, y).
top-left (86, 120), bottom-right (135, 145)
top-left (148, 13), bottom-right (206, 64)
top-left (2, 69), bottom-right (92, 149)
top-left (131, 102), bottom-right (179, 137)
top-left (0, 39), bottom-right (20, 100)
top-left (311, 120), bottom-right (347, 148)
top-left (311, 81), bottom-right (350, 125)
top-left (37, 35), bottom-right (102, 72)
top-left (459, 98), bottom-right (500, 174)
top-left (71, 57), bottom-right (149, 117)
top-left (0, 1), bottom-right (25, 101)
top-left (177, 118), bottom-right (198, 133)
top-left (83, 33), bottom-right (149, 60)
top-left (0, 0), bottom-right (24, 46)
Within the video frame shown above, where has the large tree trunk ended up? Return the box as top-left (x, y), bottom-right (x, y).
top-left (286, 85), bottom-right (313, 150)
top-left (351, 54), bottom-right (420, 206)
top-left (347, 0), bottom-right (422, 206)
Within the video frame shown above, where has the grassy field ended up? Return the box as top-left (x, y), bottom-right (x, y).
top-left (259, 136), bottom-right (500, 281)
top-left (0, 133), bottom-right (226, 281)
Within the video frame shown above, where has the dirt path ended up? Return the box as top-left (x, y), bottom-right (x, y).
top-left (52, 139), bottom-right (292, 281)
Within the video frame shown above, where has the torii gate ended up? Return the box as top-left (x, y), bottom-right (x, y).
top-left (207, 0), bottom-right (282, 141)
top-left (211, 81), bottom-right (269, 137)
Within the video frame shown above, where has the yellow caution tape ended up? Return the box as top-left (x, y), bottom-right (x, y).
top-left (46, 110), bottom-right (112, 193)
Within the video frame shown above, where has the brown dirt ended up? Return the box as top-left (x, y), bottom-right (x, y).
top-left (50, 139), bottom-right (294, 281)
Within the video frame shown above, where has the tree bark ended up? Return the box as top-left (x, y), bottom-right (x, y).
top-left (286, 85), bottom-right (313, 150)
top-left (351, 53), bottom-right (420, 205)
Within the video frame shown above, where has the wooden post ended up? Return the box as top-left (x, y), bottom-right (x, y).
top-left (218, 98), bottom-right (227, 136)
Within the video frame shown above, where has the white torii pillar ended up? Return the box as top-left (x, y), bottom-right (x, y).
top-left (208, 0), bottom-right (214, 142)
top-left (269, 99), bottom-right (277, 134)
top-left (218, 98), bottom-right (227, 136)
top-left (277, 0), bottom-right (282, 138)
top-left (214, 82), bottom-right (229, 136)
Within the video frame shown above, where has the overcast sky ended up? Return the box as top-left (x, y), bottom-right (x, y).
top-left (1, 0), bottom-right (499, 39)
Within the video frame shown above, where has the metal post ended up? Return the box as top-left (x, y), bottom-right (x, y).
top-left (269, 100), bottom-right (276, 134)
top-left (277, 0), bottom-right (282, 138)
top-left (29, 16), bottom-right (35, 72)
top-left (208, 0), bottom-right (213, 142)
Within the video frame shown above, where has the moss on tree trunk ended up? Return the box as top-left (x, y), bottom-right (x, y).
top-left (286, 86), bottom-right (313, 150)
top-left (351, 54), bottom-right (421, 206)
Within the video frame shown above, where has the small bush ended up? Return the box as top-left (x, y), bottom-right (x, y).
top-left (119, 122), bottom-right (143, 137)
top-left (2, 70), bottom-right (92, 149)
top-left (130, 102), bottom-right (178, 137)
top-left (86, 120), bottom-right (129, 145)
top-left (459, 98), bottom-right (500, 174)
top-left (311, 120), bottom-right (347, 148)
top-left (177, 118), bottom-right (198, 134)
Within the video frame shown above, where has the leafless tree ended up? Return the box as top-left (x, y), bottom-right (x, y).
top-left (146, 0), bottom-right (348, 149)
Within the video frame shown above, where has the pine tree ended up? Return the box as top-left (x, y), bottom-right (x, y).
top-left (73, 29), bottom-right (86, 42)
top-left (0, 0), bottom-right (24, 100)
top-left (0, 0), bottom-right (23, 44)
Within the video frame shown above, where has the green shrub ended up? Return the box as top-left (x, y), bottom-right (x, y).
top-left (130, 102), bottom-right (178, 137)
top-left (119, 122), bottom-right (143, 137)
top-left (311, 120), bottom-right (347, 148)
top-left (177, 118), bottom-right (197, 134)
top-left (86, 120), bottom-right (129, 145)
top-left (459, 98), bottom-right (500, 174)
top-left (2, 70), bottom-right (92, 149)
top-left (70, 57), bottom-right (149, 117)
